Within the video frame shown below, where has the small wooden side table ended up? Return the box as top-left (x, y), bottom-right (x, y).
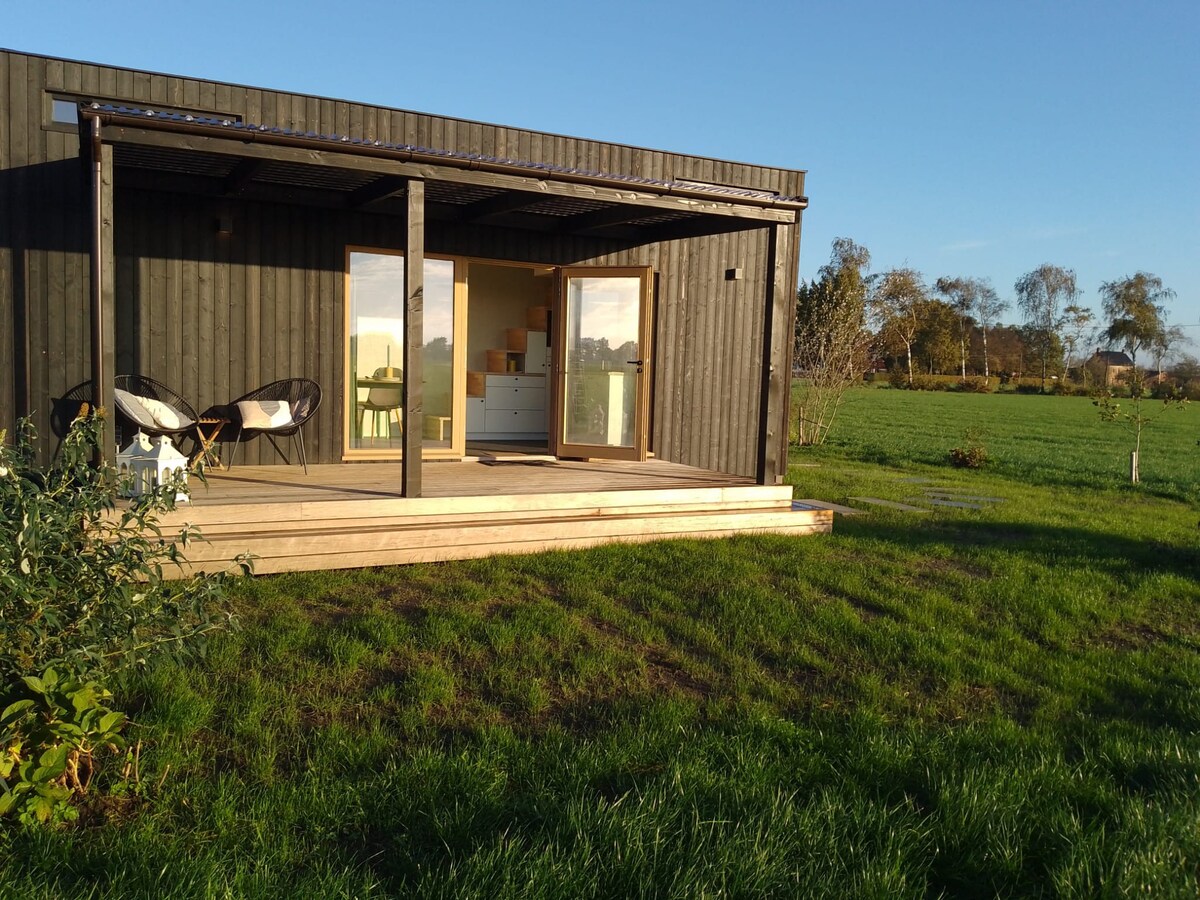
top-left (191, 417), bottom-right (229, 469)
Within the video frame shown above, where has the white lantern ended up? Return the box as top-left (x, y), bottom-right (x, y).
top-left (116, 432), bottom-right (190, 502)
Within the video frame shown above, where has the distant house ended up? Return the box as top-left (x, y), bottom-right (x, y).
top-left (1087, 350), bottom-right (1134, 386)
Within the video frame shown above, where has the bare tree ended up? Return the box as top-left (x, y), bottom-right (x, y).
top-left (1016, 264), bottom-right (1079, 391)
top-left (869, 267), bottom-right (928, 385)
top-left (792, 238), bottom-right (872, 446)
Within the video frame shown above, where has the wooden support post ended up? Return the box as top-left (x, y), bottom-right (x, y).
top-left (755, 224), bottom-right (790, 485)
top-left (401, 179), bottom-right (424, 497)
top-left (90, 126), bottom-right (116, 462)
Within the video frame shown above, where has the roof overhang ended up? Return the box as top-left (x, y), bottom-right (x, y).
top-left (80, 105), bottom-right (806, 244)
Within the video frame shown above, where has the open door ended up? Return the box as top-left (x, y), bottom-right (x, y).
top-left (553, 266), bottom-right (653, 461)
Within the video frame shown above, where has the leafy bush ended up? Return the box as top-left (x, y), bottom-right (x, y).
top-left (948, 428), bottom-right (988, 468)
top-left (0, 414), bottom-right (240, 689)
top-left (0, 669), bottom-right (127, 825)
top-left (1, 413), bottom-right (242, 824)
top-left (897, 374), bottom-right (999, 393)
top-left (957, 376), bottom-right (997, 393)
top-left (1050, 381), bottom-right (1084, 396)
top-left (1150, 379), bottom-right (1181, 400)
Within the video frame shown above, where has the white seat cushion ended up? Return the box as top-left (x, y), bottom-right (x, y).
top-left (114, 389), bottom-right (161, 431)
top-left (237, 399), bottom-right (292, 430)
top-left (140, 396), bottom-right (193, 430)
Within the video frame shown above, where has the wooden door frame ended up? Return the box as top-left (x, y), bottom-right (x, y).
top-left (553, 266), bottom-right (654, 462)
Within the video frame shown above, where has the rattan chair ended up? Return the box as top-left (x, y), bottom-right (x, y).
top-left (49, 380), bottom-right (95, 458)
top-left (113, 375), bottom-right (199, 447)
top-left (227, 378), bottom-right (322, 474)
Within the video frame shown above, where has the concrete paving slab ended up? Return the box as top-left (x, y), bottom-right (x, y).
top-left (908, 497), bottom-right (987, 510)
top-left (850, 497), bottom-right (930, 512)
top-left (793, 499), bottom-right (865, 516)
top-left (923, 491), bottom-right (1006, 503)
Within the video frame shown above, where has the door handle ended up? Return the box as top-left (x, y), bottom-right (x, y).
top-left (626, 359), bottom-right (644, 374)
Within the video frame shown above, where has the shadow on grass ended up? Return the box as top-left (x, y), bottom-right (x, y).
top-left (839, 513), bottom-right (1200, 584)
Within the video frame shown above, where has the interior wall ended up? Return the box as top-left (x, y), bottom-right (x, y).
top-left (465, 263), bottom-right (551, 371)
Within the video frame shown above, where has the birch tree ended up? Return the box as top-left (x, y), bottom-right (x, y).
top-left (1100, 272), bottom-right (1174, 367)
top-left (1016, 264), bottom-right (1079, 390)
top-left (973, 282), bottom-right (1007, 379)
top-left (869, 268), bottom-right (927, 385)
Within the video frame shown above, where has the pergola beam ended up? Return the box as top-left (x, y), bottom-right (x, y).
top-left (89, 124), bottom-right (116, 462)
top-left (401, 180), bottom-right (424, 498)
top-left (98, 124), bottom-right (797, 225)
top-left (755, 223), bottom-right (790, 485)
top-left (557, 204), bottom-right (661, 235)
top-left (347, 174), bottom-right (407, 209)
top-left (455, 191), bottom-right (546, 223)
top-left (223, 158), bottom-right (265, 196)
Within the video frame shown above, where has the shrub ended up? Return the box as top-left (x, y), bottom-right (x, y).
top-left (949, 428), bottom-right (988, 468)
top-left (958, 376), bottom-right (996, 393)
top-left (0, 414), bottom-right (241, 689)
top-left (0, 669), bottom-right (127, 825)
top-left (1, 413), bottom-right (243, 824)
top-left (1150, 379), bottom-right (1180, 400)
top-left (909, 374), bottom-right (955, 391)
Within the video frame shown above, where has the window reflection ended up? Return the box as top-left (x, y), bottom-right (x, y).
top-left (347, 252), bottom-right (455, 453)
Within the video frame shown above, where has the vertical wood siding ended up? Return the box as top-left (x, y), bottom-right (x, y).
top-left (2, 50), bottom-right (804, 479)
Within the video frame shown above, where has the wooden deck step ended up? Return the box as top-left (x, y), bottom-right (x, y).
top-left (155, 484), bottom-right (794, 528)
top-left (166, 497), bottom-right (831, 576)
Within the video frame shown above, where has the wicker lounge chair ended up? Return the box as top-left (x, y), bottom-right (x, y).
top-left (227, 378), bottom-right (322, 474)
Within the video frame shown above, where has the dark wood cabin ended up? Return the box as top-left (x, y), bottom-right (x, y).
top-left (1, 49), bottom-right (828, 572)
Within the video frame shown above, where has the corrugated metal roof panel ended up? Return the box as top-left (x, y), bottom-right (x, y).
top-left (89, 104), bottom-right (798, 204)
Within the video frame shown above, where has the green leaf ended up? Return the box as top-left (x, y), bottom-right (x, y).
top-left (38, 743), bottom-right (69, 774)
top-left (98, 711), bottom-right (126, 734)
top-left (1, 699), bottom-right (35, 723)
top-left (21, 675), bottom-right (45, 696)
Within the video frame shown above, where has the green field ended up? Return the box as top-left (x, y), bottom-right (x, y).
top-left (2, 389), bottom-right (1198, 898)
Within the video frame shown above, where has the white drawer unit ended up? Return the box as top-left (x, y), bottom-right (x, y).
top-left (466, 397), bottom-right (486, 433)
top-left (485, 374), bottom-right (543, 389)
top-left (488, 387), bottom-right (545, 410)
top-left (467, 372), bottom-right (549, 441)
top-left (485, 408), bottom-right (545, 433)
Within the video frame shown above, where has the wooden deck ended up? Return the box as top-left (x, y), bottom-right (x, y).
top-left (158, 458), bottom-right (831, 576)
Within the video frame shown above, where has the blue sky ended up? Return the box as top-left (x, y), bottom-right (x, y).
top-left (7, 0), bottom-right (1198, 341)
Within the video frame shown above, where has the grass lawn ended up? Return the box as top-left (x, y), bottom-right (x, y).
top-left (2, 389), bottom-right (1198, 897)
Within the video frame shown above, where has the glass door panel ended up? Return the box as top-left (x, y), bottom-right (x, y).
top-left (556, 267), bottom-right (652, 461)
top-left (346, 251), bottom-right (459, 456)
top-left (421, 258), bottom-right (457, 452)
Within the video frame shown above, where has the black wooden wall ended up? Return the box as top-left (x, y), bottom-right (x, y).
top-left (1, 50), bottom-right (804, 477)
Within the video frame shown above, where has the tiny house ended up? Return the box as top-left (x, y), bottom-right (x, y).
top-left (0, 49), bottom-right (830, 571)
